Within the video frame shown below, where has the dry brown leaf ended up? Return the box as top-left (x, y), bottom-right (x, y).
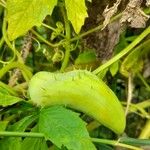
top-left (102, 0), bottom-right (122, 30)
top-left (83, 0), bottom-right (123, 62)
top-left (146, 0), bottom-right (150, 6)
top-left (120, 0), bottom-right (150, 28)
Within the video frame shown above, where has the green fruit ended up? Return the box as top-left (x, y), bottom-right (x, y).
top-left (28, 70), bottom-right (125, 134)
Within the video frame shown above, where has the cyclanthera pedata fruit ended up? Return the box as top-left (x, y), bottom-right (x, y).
top-left (28, 70), bottom-right (125, 134)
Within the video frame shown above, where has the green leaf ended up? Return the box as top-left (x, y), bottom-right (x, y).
top-left (22, 138), bottom-right (48, 150)
top-left (75, 51), bottom-right (97, 65)
top-left (10, 115), bottom-right (38, 131)
top-left (120, 39), bottom-right (150, 77)
top-left (0, 82), bottom-right (21, 107)
top-left (39, 106), bottom-right (96, 150)
top-left (6, 0), bottom-right (57, 40)
top-left (109, 61), bottom-right (119, 76)
top-left (65, 0), bottom-right (88, 34)
top-left (0, 121), bottom-right (9, 131)
top-left (0, 81), bottom-right (18, 96)
top-left (120, 48), bottom-right (143, 77)
top-left (0, 93), bottom-right (22, 107)
top-left (21, 126), bottom-right (48, 150)
top-left (8, 115), bottom-right (38, 150)
top-left (0, 138), bottom-right (9, 150)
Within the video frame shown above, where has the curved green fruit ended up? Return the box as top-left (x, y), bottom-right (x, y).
top-left (28, 70), bottom-right (125, 134)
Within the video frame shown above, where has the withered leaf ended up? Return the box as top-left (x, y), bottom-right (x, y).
top-left (120, 0), bottom-right (150, 28)
top-left (146, 0), bottom-right (150, 6)
top-left (102, 0), bottom-right (121, 30)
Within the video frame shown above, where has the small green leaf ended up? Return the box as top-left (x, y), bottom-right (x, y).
top-left (120, 39), bottom-right (150, 77)
top-left (109, 61), bottom-right (119, 76)
top-left (65, 0), bottom-right (88, 34)
top-left (39, 106), bottom-right (96, 150)
top-left (0, 82), bottom-right (21, 107)
top-left (0, 121), bottom-right (9, 131)
top-left (0, 93), bottom-right (22, 107)
top-left (7, 0), bottom-right (57, 40)
top-left (21, 126), bottom-right (48, 150)
top-left (75, 51), bottom-right (97, 65)
top-left (120, 48), bottom-right (143, 77)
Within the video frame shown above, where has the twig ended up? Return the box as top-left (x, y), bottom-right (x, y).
top-left (8, 32), bottom-right (33, 86)
top-left (125, 73), bottom-right (134, 116)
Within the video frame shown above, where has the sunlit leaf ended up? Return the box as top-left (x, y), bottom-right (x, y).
top-left (65, 0), bottom-right (88, 34)
top-left (7, 0), bottom-right (57, 40)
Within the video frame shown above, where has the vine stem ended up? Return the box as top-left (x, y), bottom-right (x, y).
top-left (2, 11), bottom-right (23, 63)
top-left (93, 25), bottom-right (150, 74)
top-left (60, 6), bottom-right (71, 72)
top-left (70, 8), bottom-right (150, 42)
top-left (0, 62), bottom-right (32, 81)
top-left (70, 13), bottom-right (122, 42)
top-left (122, 100), bottom-right (150, 119)
top-left (0, 37), bottom-right (4, 48)
top-left (0, 131), bottom-right (144, 150)
top-left (91, 138), bottom-right (142, 150)
top-left (0, 131), bottom-right (44, 138)
top-left (42, 23), bottom-right (65, 38)
top-left (31, 8), bottom-right (150, 49)
top-left (31, 29), bottom-right (62, 48)
top-left (139, 120), bottom-right (150, 139)
top-left (31, 13), bottom-right (121, 49)
top-left (137, 73), bottom-right (150, 92)
top-left (0, 37), bottom-right (7, 64)
top-left (137, 99), bottom-right (150, 108)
